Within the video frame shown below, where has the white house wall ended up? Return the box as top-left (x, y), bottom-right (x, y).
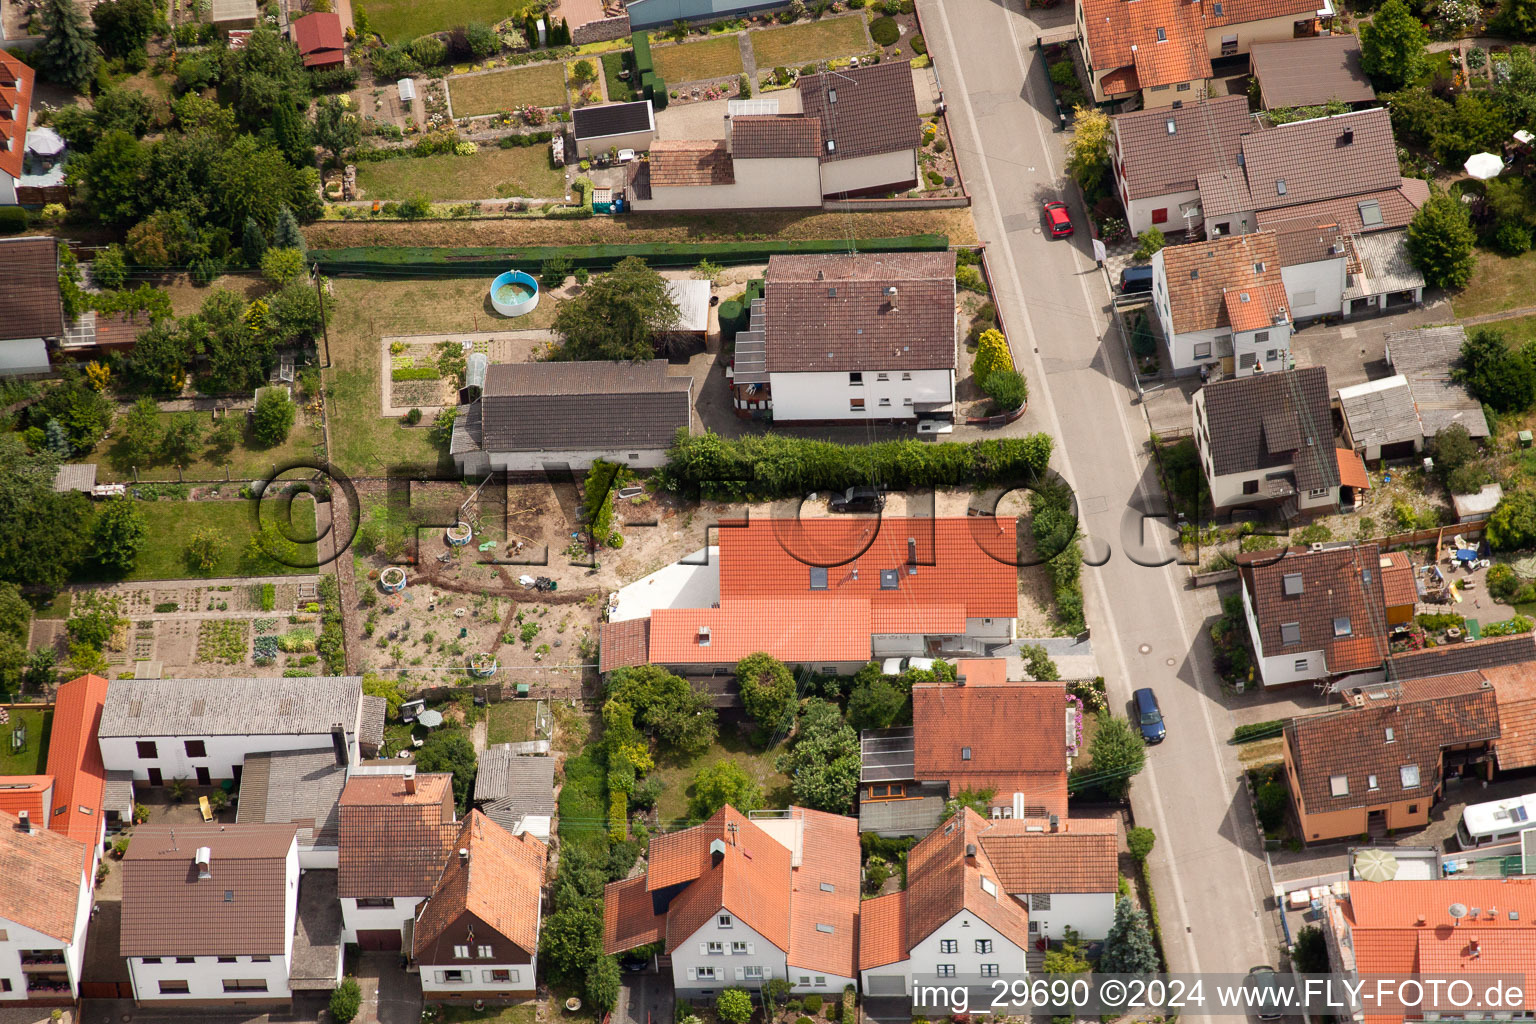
top-left (129, 953), bottom-right (294, 1005)
top-left (0, 907), bottom-right (86, 1001)
top-left (421, 961), bottom-right (535, 996)
top-left (861, 961), bottom-right (913, 997)
top-left (674, 915), bottom-right (785, 996)
top-left (576, 129), bottom-right (655, 159)
top-left (299, 845), bottom-right (338, 870)
top-left (768, 369), bottom-right (954, 423)
top-left (0, 175), bottom-right (17, 207)
top-left (99, 733), bottom-right (357, 783)
top-left (906, 908), bottom-right (1029, 980)
top-left (818, 150), bottom-right (918, 197)
top-left (1280, 259), bottom-right (1346, 320)
top-left (633, 156), bottom-right (823, 211)
top-left (1021, 892), bottom-right (1115, 942)
top-left (483, 447), bottom-right (672, 474)
top-left (340, 897), bottom-right (422, 945)
top-left (787, 968), bottom-right (857, 995)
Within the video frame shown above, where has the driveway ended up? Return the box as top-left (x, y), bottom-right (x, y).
top-left (615, 969), bottom-right (673, 1024)
top-left (1289, 298), bottom-right (1456, 389)
top-left (354, 951), bottom-right (421, 1024)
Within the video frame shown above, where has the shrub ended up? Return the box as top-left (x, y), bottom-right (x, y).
top-left (1495, 218), bottom-right (1534, 255)
top-left (1126, 825), bottom-right (1156, 862)
top-left (804, 995), bottom-right (824, 1014)
top-left (982, 369), bottom-right (1027, 413)
top-left (1484, 614), bottom-right (1535, 637)
top-left (94, 246), bottom-right (129, 289)
top-left (409, 35), bottom-right (447, 67)
top-left (330, 978), bottom-right (362, 1024)
top-left (956, 263), bottom-right (986, 293)
top-left (910, 33), bottom-right (925, 54)
top-left (869, 15), bottom-right (899, 44)
top-left (252, 389), bottom-right (297, 447)
top-left (1133, 227), bottom-right (1166, 260)
top-left (717, 989), bottom-right (753, 1024)
top-left (1233, 720), bottom-right (1284, 743)
top-left (1255, 780), bottom-right (1288, 832)
top-left (541, 256), bottom-right (571, 288)
top-left (1489, 563), bottom-right (1520, 601)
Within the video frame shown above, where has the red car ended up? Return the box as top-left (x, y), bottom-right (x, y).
top-left (1042, 199), bottom-right (1073, 238)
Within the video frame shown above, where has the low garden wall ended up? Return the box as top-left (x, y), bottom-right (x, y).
top-left (821, 196), bottom-right (970, 211)
top-left (572, 14), bottom-right (631, 43)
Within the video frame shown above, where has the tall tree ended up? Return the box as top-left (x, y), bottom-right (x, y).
top-left (273, 205), bottom-right (307, 252)
top-left (222, 26), bottom-right (311, 129)
top-left (688, 760), bottom-right (763, 820)
top-left (736, 651), bottom-right (796, 743)
top-left (91, 495), bottom-right (147, 575)
top-left (1100, 896), bottom-right (1159, 974)
top-left (313, 96), bottom-right (361, 165)
top-left (1084, 711), bottom-right (1147, 799)
top-left (1064, 105), bottom-right (1111, 191)
top-left (1458, 326), bottom-right (1536, 412)
top-left (0, 437), bottom-right (91, 591)
top-left (552, 257), bottom-right (680, 361)
top-left (91, 0), bottom-right (156, 57)
top-left (38, 0), bottom-right (99, 93)
top-left (1407, 191), bottom-right (1478, 290)
top-left (115, 396), bottom-right (165, 469)
top-left (1359, 0), bottom-right (1429, 90)
top-left (775, 698), bottom-right (860, 813)
top-left (75, 129), bottom-right (148, 225)
top-left (241, 216), bottom-right (269, 267)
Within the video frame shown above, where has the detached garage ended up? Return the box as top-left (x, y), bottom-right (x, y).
top-left (572, 100), bottom-right (655, 158)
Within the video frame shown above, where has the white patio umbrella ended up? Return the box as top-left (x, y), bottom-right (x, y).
top-left (25, 127), bottom-right (64, 156)
top-left (1354, 847), bottom-right (1399, 882)
top-left (1465, 151), bottom-right (1506, 180)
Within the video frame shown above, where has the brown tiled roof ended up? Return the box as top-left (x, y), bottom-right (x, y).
top-left (1250, 35), bottom-right (1376, 109)
top-left (977, 817), bottom-right (1120, 893)
top-left (797, 61), bottom-right (920, 163)
top-left (1389, 633), bottom-right (1536, 682)
top-left (1379, 551), bottom-right (1418, 610)
top-left (1198, 168), bottom-right (1254, 218)
top-left (1081, 0), bottom-right (1211, 86)
top-left (911, 681), bottom-right (1069, 819)
top-left (291, 12), bottom-right (345, 67)
top-left (121, 824), bottom-right (297, 956)
top-left (1203, 0), bottom-right (1323, 27)
top-left (1480, 663), bottom-right (1536, 771)
top-left (602, 875), bottom-right (665, 954)
top-left (1285, 671), bottom-right (1499, 814)
top-left (480, 361), bottom-right (691, 454)
top-left (0, 237), bottom-right (62, 342)
top-left (1256, 181), bottom-right (1427, 266)
top-left (647, 140), bottom-right (735, 188)
top-left (1112, 96), bottom-right (1255, 201)
top-left (0, 51), bottom-right (36, 183)
top-left (600, 618), bottom-right (650, 673)
top-left (1242, 543), bottom-right (1389, 674)
top-left (1199, 366), bottom-right (1337, 490)
top-left (337, 772), bottom-right (459, 899)
top-left (731, 115), bottom-right (821, 160)
top-left (93, 310), bottom-right (150, 348)
top-left (763, 251), bottom-right (956, 373)
top-left (1239, 107), bottom-right (1400, 212)
top-left (413, 811), bottom-right (547, 961)
top-left (0, 811), bottom-right (86, 943)
top-left (1159, 232), bottom-right (1286, 335)
top-left (858, 890), bottom-right (907, 969)
top-left (785, 807), bottom-right (859, 977)
top-left (906, 809), bottom-right (1030, 951)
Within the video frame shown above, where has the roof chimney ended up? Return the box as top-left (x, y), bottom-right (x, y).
top-left (331, 724), bottom-right (348, 765)
top-left (1013, 792), bottom-right (1025, 819)
top-left (16, 810), bottom-right (29, 833)
top-left (1050, 814), bottom-right (1060, 833)
top-left (1341, 128), bottom-right (1354, 145)
top-left (404, 768), bottom-right (417, 795)
top-left (955, 674), bottom-right (966, 687)
top-left (458, 847), bottom-right (469, 864)
top-left (907, 537), bottom-right (917, 566)
top-left (709, 838), bottom-right (727, 866)
top-left (195, 847), bottom-right (212, 880)
top-left (965, 843), bottom-right (977, 859)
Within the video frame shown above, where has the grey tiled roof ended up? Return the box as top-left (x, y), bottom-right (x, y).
top-left (473, 748), bottom-right (555, 833)
top-left (1385, 324), bottom-right (1468, 374)
top-left (1200, 366), bottom-right (1337, 490)
top-left (1250, 36), bottom-right (1376, 109)
top-left (1389, 633), bottom-right (1536, 681)
top-left (479, 361), bottom-right (692, 453)
top-left (237, 748), bottom-right (347, 849)
top-left (1238, 107), bottom-right (1399, 212)
top-left (100, 677), bottom-right (363, 738)
top-left (52, 464), bottom-right (97, 493)
top-left (104, 770), bottom-right (135, 819)
top-left (573, 100), bottom-right (653, 141)
top-left (763, 252), bottom-right (957, 373)
top-left (1338, 377), bottom-right (1421, 450)
top-left (1112, 96), bottom-right (1255, 201)
top-left (1384, 324), bottom-right (1490, 439)
top-left (450, 398), bottom-right (483, 455)
top-left (359, 695), bottom-right (387, 751)
top-left (798, 61), bottom-right (920, 164)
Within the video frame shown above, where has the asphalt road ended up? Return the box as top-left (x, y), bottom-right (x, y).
top-left (915, 0), bottom-right (1283, 997)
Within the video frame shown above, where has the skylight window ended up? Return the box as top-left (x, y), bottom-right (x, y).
top-left (880, 569), bottom-right (900, 590)
top-left (809, 567), bottom-right (828, 590)
top-left (1329, 775), bottom-right (1348, 796)
top-left (816, 924), bottom-right (835, 934)
top-left (1333, 617), bottom-right (1352, 638)
top-left (1400, 764), bottom-right (1421, 788)
top-left (1358, 199), bottom-right (1383, 228)
top-left (1283, 573), bottom-right (1304, 596)
top-left (1156, 26), bottom-right (1166, 40)
top-left (1276, 179), bottom-right (1287, 195)
top-left (961, 747), bottom-right (972, 761)
top-left (1280, 622), bottom-right (1301, 645)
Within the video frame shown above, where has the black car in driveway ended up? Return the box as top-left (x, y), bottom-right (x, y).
top-left (829, 486), bottom-right (886, 513)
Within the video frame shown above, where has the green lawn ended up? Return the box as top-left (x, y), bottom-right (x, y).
top-left (1414, 48), bottom-right (1455, 88)
top-left (650, 732), bottom-right (794, 829)
top-left (83, 410), bottom-right (322, 484)
top-left (653, 36), bottom-right (745, 82)
top-left (436, 1004), bottom-right (535, 1024)
top-left (0, 709), bottom-right (52, 775)
top-left (749, 15), bottom-right (870, 68)
top-left (1453, 249), bottom-right (1536, 319)
top-left (602, 51), bottom-right (637, 102)
top-left (486, 700), bottom-right (538, 745)
top-left (449, 64), bottom-right (569, 116)
top-left (357, 145), bottom-right (566, 201)
top-left (367, 0), bottom-right (535, 45)
top-left (120, 499), bottom-right (319, 581)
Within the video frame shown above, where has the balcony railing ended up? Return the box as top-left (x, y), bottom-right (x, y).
top-left (20, 951), bottom-right (66, 968)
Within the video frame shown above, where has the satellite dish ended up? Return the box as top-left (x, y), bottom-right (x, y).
top-left (1449, 903), bottom-right (1470, 920)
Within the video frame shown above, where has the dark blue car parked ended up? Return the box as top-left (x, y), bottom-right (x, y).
top-left (1134, 687), bottom-right (1165, 744)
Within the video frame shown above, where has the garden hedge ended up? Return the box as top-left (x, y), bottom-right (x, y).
top-left (310, 234), bottom-right (950, 274)
top-left (660, 431), bottom-right (1054, 500)
top-left (1232, 721), bottom-right (1283, 744)
top-left (631, 31), bottom-right (653, 74)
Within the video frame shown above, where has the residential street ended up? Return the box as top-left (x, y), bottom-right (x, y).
top-left (916, 0), bottom-right (1282, 993)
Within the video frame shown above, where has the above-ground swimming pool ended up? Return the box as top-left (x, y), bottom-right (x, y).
top-left (490, 270), bottom-right (540, 317)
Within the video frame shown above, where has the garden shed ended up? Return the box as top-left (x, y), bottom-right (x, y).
top-left (208, 0), bottom-right (258, 29)
top-left (572, 100), bottom-right (655, 158)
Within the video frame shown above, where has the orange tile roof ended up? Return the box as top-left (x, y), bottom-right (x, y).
top-left (1336, 447), bottom-right (1371, 492)
top-left (1080, 0), bottom-right (1211, 88)
top-left (653, 807), bottom-right (793, 953)
top-left (647, 140), bottom-right (735, 188)
top-left (338, 772), bottom-right (458, 899)
top-left (1223, 281), bottom-right (1290, 333)
top-left (786, 807), bottom-right (859, 976)
top-left (603, 875), bottom-right (665, 954)
top-left (906, 809), bottom-right (1031, 953)
top-left (1379, 551), bottom-right (1416, 608)
top-left (955, 658), bottom-right (1009, 686)
top-left (412, 811), bottom-right (547, 960)
top-left (1347, 878), bottom-right (1536, 1016)
top-left (858, 890), bottom-right (908, 969)
top-left (976, 818), bottom-right (1119, 893)
top-left (0, 51), bottom-right (36, 182)
top-left (912, 681), bottom-right (1069, 817)
top-left (48, 674), bottom-right (109, 849)
top-left (1161, 232), bottom-right (1286, 335)
top-left (1099, 65), bottom-right (1140, 96)
top-left (1482, 662), bottom-right (1536, 770)
top-left (0, 809), bottom-right (86, 943)
top-left (649, 598), bottom-right (874, 665)
top-left (0, 777), bottom-right (51, 825)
